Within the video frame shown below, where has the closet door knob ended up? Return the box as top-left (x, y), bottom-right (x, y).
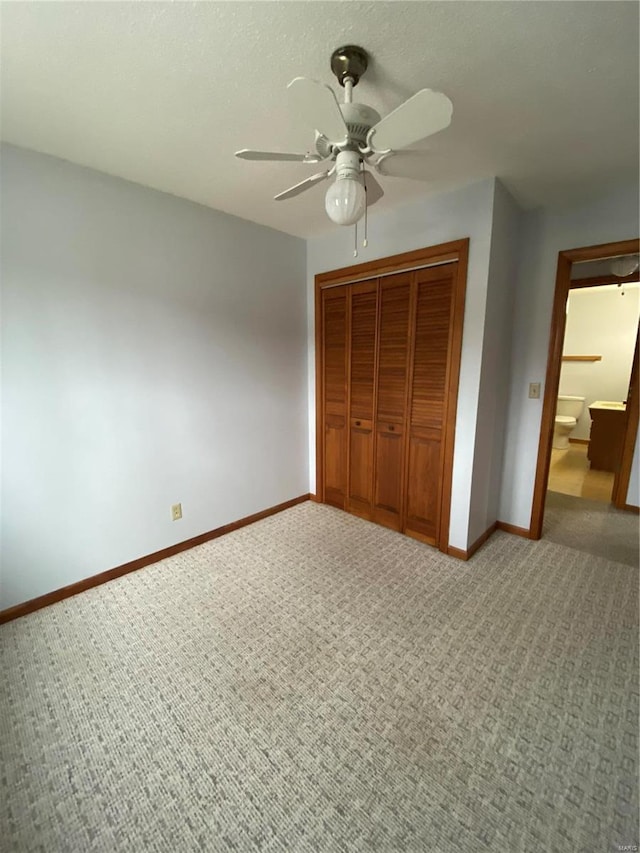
top-left (389, 424), bottom-right (395, 431)
top-left (355, 420), bottom-right (361, 426)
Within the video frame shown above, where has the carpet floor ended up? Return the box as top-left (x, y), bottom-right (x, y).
top-left (544, 489), bottom-right (639, 567)
top-left (1, 502), bottom-right (638, 852)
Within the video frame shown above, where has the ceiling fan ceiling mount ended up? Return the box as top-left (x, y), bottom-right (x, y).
top-left (330, 45), bottom-right (369, 87)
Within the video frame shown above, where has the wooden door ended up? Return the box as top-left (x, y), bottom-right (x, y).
top-left (403, 264), bottom-right (456, 544)
top-left (372, 272), bottom-right (412, 530)
top-left (347, 280), bottom-right (378, 518)
top-left (316, 241), bottom-right (469, 554)
top-left (321, 287), bottom-right (348, 508)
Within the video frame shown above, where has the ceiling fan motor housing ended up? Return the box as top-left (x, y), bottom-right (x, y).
top-left (338, 103), bottom-right (381, 147)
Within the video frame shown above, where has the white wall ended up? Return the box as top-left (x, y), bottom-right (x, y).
top-left (306, 178), bottom-right (496, 550)
top-left (499, 184), bottom-right (640, 527)
top-left (560, 286), bottom-right (639, 440)
top-left (468, 180), bottom-right (522, 544)
top-left (1, 144), bottom-right (308, 609)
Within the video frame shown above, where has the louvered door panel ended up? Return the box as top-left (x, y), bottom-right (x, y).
top-left (373, 273), bottom-right (412, 530)
top-left (376, 274), bottom-right (412, 422)
top-left (349, 418), bottom-right (374, 515)
top-left (347, 280), bottom-right (377, 517)
top-left (349, 282), bottom-right (377, 418)
top-left (404, 264), bottom-right (456, 543)
top-left (322, 288), bottom-right (347, 508)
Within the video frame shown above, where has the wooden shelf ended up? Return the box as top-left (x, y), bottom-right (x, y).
top-left (562, 355), bottom-right (602, 362)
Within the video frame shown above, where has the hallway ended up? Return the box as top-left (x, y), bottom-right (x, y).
top-left (544, 490), bottom-right (638, 566)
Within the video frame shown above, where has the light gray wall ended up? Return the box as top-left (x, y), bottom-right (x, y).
top-left (468, 180), bottom-right (522, 544)
top-left (306, 179), bottom-right (496, 551)
top-left (498, 184), bottom-right (640, 526)
top-left (1, 144), bottom-right (308, 609)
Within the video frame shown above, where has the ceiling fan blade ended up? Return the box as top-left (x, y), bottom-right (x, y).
top-left (363, 171), bottom-right (384, 205)
top-left (287, 77), bottom-right (348, 143)
top-left (374, 150), bottom-right (433, 181)
top-left (367, 89), bottom-right (453, 152)
top-left (274, 169), bottom-right (331, 201)
top-left (236, 149), bottom-right (322, 163)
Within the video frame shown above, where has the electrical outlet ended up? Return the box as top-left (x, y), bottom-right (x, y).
top-left (529, 382), bottom-right (541, 399)
top-left (171, 503), bottom-right (182, 521)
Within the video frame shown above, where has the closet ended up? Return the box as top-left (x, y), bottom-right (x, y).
top-left (316, 243), bottom-right (467, 550)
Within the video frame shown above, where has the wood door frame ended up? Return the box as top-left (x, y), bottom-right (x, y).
top-left (612, 330), bottom-right (639, 510)
top-left (530, 237), bottom-right (640, 538)
top-left (314, 238), bottom-right (469, 553)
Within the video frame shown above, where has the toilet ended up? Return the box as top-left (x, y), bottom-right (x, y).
top-left (553, 395), bottom-right (585, 449)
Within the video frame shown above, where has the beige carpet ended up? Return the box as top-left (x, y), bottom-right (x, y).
top-left (1, 502), bottom-right (638, 852)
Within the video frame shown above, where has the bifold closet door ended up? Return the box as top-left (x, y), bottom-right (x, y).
top-left (372, 272), bottom-right (412, 531)
top-left (347, 279), bottom-right (378, 518)
top-left (319, 260), bottom-right (459, 543)
top-left (321, 286), bottom-right (347, 508)
top-left (404, 263), bottom-right (457, 544)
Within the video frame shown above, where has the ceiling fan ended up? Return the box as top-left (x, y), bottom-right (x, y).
top-left (235, 45), bottom-right (453, 228)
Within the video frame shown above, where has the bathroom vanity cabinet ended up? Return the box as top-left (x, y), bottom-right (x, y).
top-left (588, 402), bottom-right (627, 472)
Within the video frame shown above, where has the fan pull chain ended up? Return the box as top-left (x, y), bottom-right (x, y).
top-left (362, 162), bottom-right (368, 248)
top-left (363, 188), bottom-right (368, 248)
top-left (354, 221), bottom-right (358, 257)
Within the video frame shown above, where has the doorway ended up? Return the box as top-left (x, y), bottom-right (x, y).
top-left (530, 239), bottom-right (640, 551)
top-left (548, 265), bottom-right (639, 502)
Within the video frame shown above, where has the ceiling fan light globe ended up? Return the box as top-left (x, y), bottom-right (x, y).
top-left (611, 255), bottom-right (639, 277)
top-left (325, 177), bottom-right (366, 226)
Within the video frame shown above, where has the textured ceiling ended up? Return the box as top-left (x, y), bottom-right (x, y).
top-left (1, 1), bottom-right (638, 238)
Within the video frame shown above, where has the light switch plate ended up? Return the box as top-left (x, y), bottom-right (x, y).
top-left (529, 382), bottom-right (541, 399)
